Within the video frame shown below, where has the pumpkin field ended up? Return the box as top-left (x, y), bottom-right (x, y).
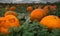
top-left (0, 2), bottom-right (60, 36)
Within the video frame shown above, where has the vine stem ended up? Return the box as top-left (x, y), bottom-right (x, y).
top-left (19, 16), bottom-right (30, 29)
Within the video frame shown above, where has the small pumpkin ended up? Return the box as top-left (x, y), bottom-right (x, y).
top-left (50, 5), bottom-right (57, 11)
top-left (30, 9), bottom-right (45, 21)
top-left (40, 15), bottom-right (60, 29)
top-left (27, 6), bottom-right (32, 12)
top-left (43, 5), bottom-right (49, 13)
top-left (4, 11), bottom-right (17, 17)
top-left (9, 6), bottom-right (16, 11)
top-left (4, 15), bottom-right (20, 28)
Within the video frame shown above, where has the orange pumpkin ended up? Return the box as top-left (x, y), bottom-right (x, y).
top-left (30, 9), bottom-right (45, 21)
top-left (43, 5), bottom-right (49, 13)
top-left (0, 17), bottom-right (6, 27)
top-left (4, 11), bottom-right (17, 17)
top-left (0, 27), bottom-right (9, 34)
top-left (40, 15), bottom-right (60, 29)
top-left (27, 6), bottom-right (32, 12)
top-left (4, 15), bottom-right (20, 28)
top-left (50, 5), bottom-right (57, 11)
top-left (9, 6), bottom-right (16, 11)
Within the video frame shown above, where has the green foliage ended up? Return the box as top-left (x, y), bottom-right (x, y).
top-left (20, 20), bottom-right (49, 36)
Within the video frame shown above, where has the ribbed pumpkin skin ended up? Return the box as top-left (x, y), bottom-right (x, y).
top-left (9, 6), bottom-right (16, 11)
top-left (27, 6), bottom-right (32, 12)
top-left (40, 15), bottom-right (60, 29)
top-left (4, 15), bottom-right (20, 28)
top-left (4, 11), bottom-right (17, 17)
top-left (30, 9), bottom-right (45, 21)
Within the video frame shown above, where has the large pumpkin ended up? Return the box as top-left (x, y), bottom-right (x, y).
top-left (4, 15), bottom-right (20, 28)
top-left (9, 6), bottom-right (16, 11)
top-left (40, 15), bottom-right (60, 29)
top-left (27, 6), bottom-right (32, 12)
top-left (4, 11), bottom-right (17, 17)
top-left (30, 9), bottom-right (45, 21)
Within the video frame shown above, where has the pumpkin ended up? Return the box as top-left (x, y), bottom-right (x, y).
top-left (50, 5), bottom-right (57, 11)
top-left (0, 17), bottom-right (6, 27)
top-left (40, 15), bottom-right (60, 29)
top-left (4, 15), bottom-right (20, 28)
top-left (4, 11), bottom-right (17, 17)
top-left (43, 5), bottom-right (49, 13)
top-left (0, 27), bottom-right (9, 34)
top-left (9, 6), bottom-right (16, 11)
top-left (27, 6), bottom-right (32, 12)
top-left (30, 9), bottom-right (45, 21)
